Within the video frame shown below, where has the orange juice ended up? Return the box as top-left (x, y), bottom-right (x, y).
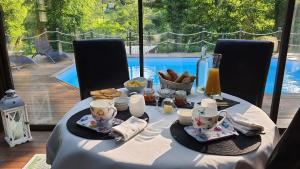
top-left (205, 68), bottom-right (221, 96)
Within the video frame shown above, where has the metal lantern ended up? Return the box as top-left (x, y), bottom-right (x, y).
top-left (0, 89), bottom-right (32, 147)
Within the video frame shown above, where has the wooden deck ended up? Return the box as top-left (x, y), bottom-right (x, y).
top-left (12, 59), bottom-right (80, 125)
top-left (10, 58), bottom-right (299, 127)
top-left (0, 132), bottom-right (50, 169)
top-left (262, 93), bottom-right (300, 128)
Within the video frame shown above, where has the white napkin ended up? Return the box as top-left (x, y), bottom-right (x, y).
top-left (228, 114), bottom-right (264, 136)
top-left (111, 116), bottom-right (147, 141)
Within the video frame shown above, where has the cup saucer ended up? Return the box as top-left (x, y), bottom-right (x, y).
top-left (76, 114), bottom-right (123, 133)
top-left (184, 120), bottom-right (238, 142)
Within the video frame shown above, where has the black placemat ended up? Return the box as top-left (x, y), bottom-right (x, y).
top-left (170, 121), bottom-right (261, 156)
top-left (67, 108), bottom-right (149, 140)
top-left (198, 97), bottom-right (240, 111)
top-left (146, 97), bottom-right (194, 109)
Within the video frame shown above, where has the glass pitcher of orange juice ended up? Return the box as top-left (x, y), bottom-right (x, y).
top-left (205, 54), bottom-right (222, 97)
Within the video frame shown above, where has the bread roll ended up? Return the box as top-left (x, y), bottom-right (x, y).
top-left (159, 71), bottom-right (172, 81)
top-left (175, 71), bottom-right (189, 83)
top-left (182, 76), bottom-right (196, 83)
top-left (167, 69), bottom-right (178, 81)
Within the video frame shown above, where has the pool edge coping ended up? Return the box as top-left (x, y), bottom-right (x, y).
top-left (51, 63), bottom-right (75, 78)
top-left (52, 63), bottom-right (80, 89)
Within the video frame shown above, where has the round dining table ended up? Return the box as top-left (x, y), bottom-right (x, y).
top-left (46, 89), bottom-right (280, 169)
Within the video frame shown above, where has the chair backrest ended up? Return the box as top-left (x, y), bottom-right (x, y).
top-left (34, 38), bottom-right (53, 54)
top-left (265, 108), bottom-right (300, 169)
top-left (73, 39), bottom-right (130, 100)
top-left (214, 39), bottom-right (274, 107)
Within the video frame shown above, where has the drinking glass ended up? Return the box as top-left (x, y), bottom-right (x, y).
top-left (129, 94), bottom-right (145, 117)
top-left (205, 54), bottom-right (222, 97)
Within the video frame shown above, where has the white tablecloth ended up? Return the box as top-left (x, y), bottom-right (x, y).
top-left (46, 91), bottom-right (280, 169)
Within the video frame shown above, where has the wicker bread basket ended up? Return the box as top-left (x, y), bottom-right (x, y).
top-left (159, 75), bottom-right (194, 94)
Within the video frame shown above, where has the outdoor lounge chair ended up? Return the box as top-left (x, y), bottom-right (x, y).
top-left (214, 39), bottom-right (274, 108)
top-left (9, 55), bottom-right (36, 70)
top-left (10, 55), bottom-right (36, 65)
top-left (73, 39), bottom-right (130, 100)
top-left (32, 38), bottom-right (69, 64)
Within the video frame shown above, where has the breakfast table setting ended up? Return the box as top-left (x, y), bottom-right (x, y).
top-left (46, 61), bottom-right (280, 169)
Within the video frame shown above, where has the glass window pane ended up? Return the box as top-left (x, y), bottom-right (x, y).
top-left (277, 0), bottom-right (300, 128)
top-left (143, 0), bottom-right (282, 103)
top-left (2, 0), bottom-right (138, 125)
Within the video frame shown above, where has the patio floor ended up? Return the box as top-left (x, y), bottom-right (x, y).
top-left (12, 59), bottom-right (80, 125)
top-left (11, 57), bottom-right (299, 128)
top-left (0, 132), bottom-right (50, 169)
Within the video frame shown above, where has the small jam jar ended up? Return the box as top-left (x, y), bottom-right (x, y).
top-left (175, 90), bottom-right (187, 106)
top-left (162, 98), bottom-right (177, 113)
top-left (144, 88), bottom-right (156, 104)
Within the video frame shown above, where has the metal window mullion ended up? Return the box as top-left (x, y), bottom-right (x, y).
top-left (0, 6), bottom-right (14, 132)
top-left (138, 0), bottom-right (144, 77)
top-left (270, 0), bottom-right (296, 123)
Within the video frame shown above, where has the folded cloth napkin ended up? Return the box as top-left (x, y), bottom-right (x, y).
top-left (111, 116), bottom-right (147, 141)
top-left (228, 114), bottom-right (264, 136)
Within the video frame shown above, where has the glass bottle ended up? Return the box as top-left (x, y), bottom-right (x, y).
top-left (196, 46), bottom-right (209, 93)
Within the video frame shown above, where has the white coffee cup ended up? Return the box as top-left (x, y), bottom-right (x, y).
top-left (90, 99), bottom-right (117, 128)
top-left (192, 99), bottom-right (227, 130)
top-left (200, 98), bottom-right (218, 112)
top-left (129, 94), bottom-right (145, 117)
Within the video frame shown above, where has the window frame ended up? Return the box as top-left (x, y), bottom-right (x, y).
top-left (270, 0), bottom-right (296, 123)
top-left (0, 0), bottom-right (296, 131)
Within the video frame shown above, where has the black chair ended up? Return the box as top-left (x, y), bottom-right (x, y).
top-left (73, 39), bottom-right (130, 100)
top-left (265, 108), bottom-right (300, 169)
top-left (214, 39), bottom-right (274, 107)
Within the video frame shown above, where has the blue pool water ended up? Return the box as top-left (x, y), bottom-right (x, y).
top-left (56, 57), bottom-right (300, 94)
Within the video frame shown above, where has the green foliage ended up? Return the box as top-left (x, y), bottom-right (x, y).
top-left (146, 0), bottom-right (276, 34)
top-left (47, 0), bottom-right (98, 33)
top-left (1, 0), bottom-right (286, 54)
top-left (142, 0), bottom-right (278, 53)
top-left (82, 0), bottom-right (139, 37)
top-left (0, 0), bottom-right (31, 49)
top-left (47, 0), bottom-right (144, 38)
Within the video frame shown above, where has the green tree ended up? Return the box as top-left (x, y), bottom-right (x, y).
top-left (0, 0), bottom-right (31, 48)
top-left (47, 0), bottom-right (147, 39)
top-left (144, 0), bottom-right (189, 33)
top-left (82, 0), bottom-right (139, 37)
top-left (47, 0), bottom-right (98, 33)
top-left (145, 0), bottom-right (276, 33)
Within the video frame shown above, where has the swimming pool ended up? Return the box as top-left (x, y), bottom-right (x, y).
top-left (56, 57), bottom-right (300, 94)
